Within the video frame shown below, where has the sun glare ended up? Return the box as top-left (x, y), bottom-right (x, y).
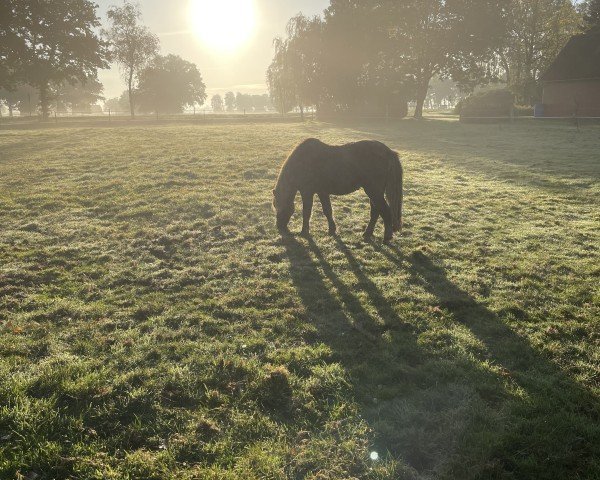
top-left (189, 0), bottom-right (257, 53)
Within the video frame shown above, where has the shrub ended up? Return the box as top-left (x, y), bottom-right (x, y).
top-left (513, 104), bottom-right (534, 117)
top-left (458, 89), bottom-right (514, 119)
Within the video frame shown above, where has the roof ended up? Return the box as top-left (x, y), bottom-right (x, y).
top-left (541, 33), bottom-right (600, 82)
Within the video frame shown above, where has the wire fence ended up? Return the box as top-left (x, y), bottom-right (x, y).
top-left (458, 115), bottom-right (600, 129)
top-left (0, 109), bottom-right (312, 126)
top-left (1, 108), bottom-right (599, 127)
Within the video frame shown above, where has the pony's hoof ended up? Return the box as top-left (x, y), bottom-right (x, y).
top-left (328, 228), bottom-right (337, 236)
top-left (299, 230), bottom-right (311, 238)
top-left (362, 233), bottom-right (374, 242)
top-left (383, 236), bottom-right (393, 245)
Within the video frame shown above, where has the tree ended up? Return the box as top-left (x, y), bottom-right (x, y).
top-left (136, 54), bottom-right (207, 114)
top-left (267, 38), bottom-right (297, 114)
top-left (224, 91), bottom-right (236, 111)
top-left (269, 1), bottom-right (500, 118)
top-left (495, 0), bottom-right (582, 104)
top-left (375, 0), bottom-right (509, 118)
top-left (104, 90), bottom-right (131, 113)
top-left (282, 14), bottom-right (323, 117)
top-left (582, 0), bottom-right (600, 31)
top-left (251, 94), bottom-right (270, 111)
top-left (211, 94), bottom-right (224, 112)
top-left (103, 2), bottom-right (159, 118)
top-left (267, 14), bottom-right (323, 116)
top-left (427, 77), bottom-right (460, 109)
top-left (235, 92), bottom-right (253, 112)
top-left (104, 97), bottom-right (121, 113)
top-left (0, 0), bottom-right (27, 89)
top-left (1, 0), bottom-right (107, 119)
top-left (0, 83), bottom-right (38, 116)
top-left (55, 77), bottom-right (104, 113)
top-left (318, 2), bottom-right (379, 114)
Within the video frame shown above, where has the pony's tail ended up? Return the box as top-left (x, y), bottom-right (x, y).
top-left (385, 152), bottom-right (403, 232)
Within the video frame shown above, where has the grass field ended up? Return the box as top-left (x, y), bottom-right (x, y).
top-left (0, 118), bottom-right (599, 479)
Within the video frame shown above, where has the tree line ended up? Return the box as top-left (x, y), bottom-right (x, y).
top-left (267, 0), bottom-right (600, 118)
top-left (210, 92), bottom-right (273, 113)
top-left (0, 0), bottom-right (207, 119)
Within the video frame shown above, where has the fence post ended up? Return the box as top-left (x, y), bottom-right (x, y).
top-left (108, 109), bottom-right (111, 123)
top-left (54, 111), bottom-right (57, 123)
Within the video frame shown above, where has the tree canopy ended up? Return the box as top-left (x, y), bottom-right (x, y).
top-left (495, 0), bottom-right (581, 104)
top-left (0, 83), bottom-right (38, 116)
top-left (267, 1), bottom-right (509, 118)
top-left (582, 0), bottom-right (600, 31)
top-left (224, 91), bottom-right (236, 112)
top-left (211, 94), bottom-right (224, 112)
top-left (268, 0), bottom-right (584, 114)
top-left (136, 54), bottom-right (207, 114)
top-left (1, 0), bottom-right (107, 118)
top-left (0, 0), bottom-right (27, 89)
top-left (104, 90), bottom-right (132, 114)
top-left (55, 78), bottom-right (104, 113)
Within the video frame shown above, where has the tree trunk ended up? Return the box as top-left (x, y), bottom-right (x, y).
top-left (8, 104), bottom-right (13, 117)
top-left (300, 104), bottom-right (304, 120)
top-left (128, 69), bottom-right (135, 118)
top-left (499, 52), bottom-right (511, 86)
top-left (414, 78), bottom-right (430, 119)
top-left (40, 81), bottom-right (50, 120)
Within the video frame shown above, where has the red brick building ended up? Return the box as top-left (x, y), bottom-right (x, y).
top-left (541, 33), bottom-right (600, 117)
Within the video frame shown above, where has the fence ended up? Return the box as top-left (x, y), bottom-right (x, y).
top-left (0, 109), bottom-right (310, 126)
top-left (459, 114), bottom-right (600, 129)
top-left (2, 108), bottom-right (599, 127)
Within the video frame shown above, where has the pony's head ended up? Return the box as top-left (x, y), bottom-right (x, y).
top-left (272, 186), bottom-right (295, 232)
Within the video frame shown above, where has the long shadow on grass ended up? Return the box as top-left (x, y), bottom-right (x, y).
top-left (381, 246), bottom-right (599, 474)
top-left (283, 235), bottom-right (600, 479)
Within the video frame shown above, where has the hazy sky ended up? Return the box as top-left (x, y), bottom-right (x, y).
top-left (97, 0), bottom-right (330, 102)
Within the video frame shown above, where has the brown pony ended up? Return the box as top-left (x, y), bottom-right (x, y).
top-left (273, 138), bottom-right (403, 243)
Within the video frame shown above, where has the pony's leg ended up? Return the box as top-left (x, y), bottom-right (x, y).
top-left (363, 199), bottom-right (379, 240)
top-left (318, 193), bottom-right (337, 235)
top-left (365, 188), bottom-right (393, 243)
top-left (300, 191), bottom-right (314, 236)
top-left (378, 198), bottom-right (394, 243)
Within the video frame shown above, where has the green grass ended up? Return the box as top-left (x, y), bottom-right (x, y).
top-left (0, 119), bottom-right (598, 479)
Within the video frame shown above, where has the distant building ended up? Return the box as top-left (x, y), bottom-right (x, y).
top-left (540, 33), bottom-right (600, 117)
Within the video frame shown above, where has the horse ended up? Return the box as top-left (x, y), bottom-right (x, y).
top-left (273, 138), bottom-right (403, 243)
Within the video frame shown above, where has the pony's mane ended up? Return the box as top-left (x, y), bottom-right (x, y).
top-left (275, 139), bottom-right (318, 193)
top-left (272, 149), bottom-right (296, 212)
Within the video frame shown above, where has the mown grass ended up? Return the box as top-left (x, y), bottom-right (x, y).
top-left (0, 118), bottom-right (598, 479)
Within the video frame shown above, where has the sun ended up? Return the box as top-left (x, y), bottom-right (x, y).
top-left (189, 0), bottom-right (257, 53)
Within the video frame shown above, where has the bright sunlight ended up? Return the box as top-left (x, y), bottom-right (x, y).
top-left (189, 0), bottom-right (257, 53)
